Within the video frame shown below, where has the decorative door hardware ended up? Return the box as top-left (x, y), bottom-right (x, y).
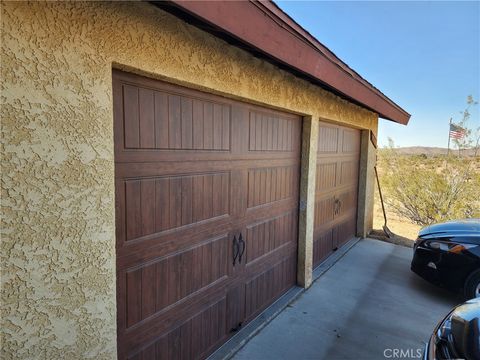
top-left (232, 235), bottom-right (240, 265)
top-left (238, 233), bottom-right (246, 263)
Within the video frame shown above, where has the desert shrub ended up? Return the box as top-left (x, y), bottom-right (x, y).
top-left (377, 97), bottom-right (479, 226)
top-left (378, 149), bottom-right (480, 226)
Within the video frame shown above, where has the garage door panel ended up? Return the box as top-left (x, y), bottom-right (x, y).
top-left (245, 211), bottom-right (297, 264)
top-left (339, 160), bottom-right (359, 186)
top-left (119, 172), bottom-right (230, 244)
top-left (313, 205), bottom-right (355, 245)
top-left (246, 165), bottom-right (297, 209)
top-left (126, 296), bottom-right (228, 360)
top-left (244, 240), bottom-right (297, 275)
top-left (115, 151), bottom-right (301, 165)
top-left (313, 229), bottom-right (334, 266)
top-left (336, 189), bottom-right (358, 218)
top-left (248, 111), bottom-right (298, 152)
top-left (119, 278), bottom-right (232, 356)
top-left (341, 128), bottom-right (360, 153)
top-left (244, 254), bottom-right (296, 320)
top-left (117, 82), bottom-right (232, 153)
top-left (122, 84), bottom-right (140, 148)
top-left (115, 71), bottom-right (301, 359)
top-left (122, 234), bottom-right (229, 329)
top-left (242, 198), bottom-right (299, 229)
top-left (116, 161), bottom-right (234, 179)
top-left (313, 122), bottom-right (360, 267)
top-left (337, 216), bottom-right (357, 247)
top-left (314, 197), bottom-right (335, 229)
top-left (117, 217), bottom-right (232, 270)
top-left (317, 125), bottom-right (340, 153)
top-left (315, 162), bottom-right (337, 193)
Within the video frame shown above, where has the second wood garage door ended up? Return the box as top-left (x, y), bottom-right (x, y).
top-left (313, 121), bottom-right (360, 267)
top-left (113, 70), bottom-right (301, 359)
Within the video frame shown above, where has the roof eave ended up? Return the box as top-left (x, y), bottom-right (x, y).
top-left (154, 0), bottom-right (411, 125)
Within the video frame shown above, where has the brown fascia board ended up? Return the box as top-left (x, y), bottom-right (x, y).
top-left (157, 1), bottom-right (410, 125)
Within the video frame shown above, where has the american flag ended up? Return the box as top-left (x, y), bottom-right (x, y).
top-left (449, 123), bottom-right (466, 139)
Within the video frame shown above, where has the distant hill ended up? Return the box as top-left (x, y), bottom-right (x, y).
top-left (380, 146), bottom-right (478, 157)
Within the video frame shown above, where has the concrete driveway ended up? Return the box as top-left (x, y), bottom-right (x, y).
top-left (232, 238), bottom-right (462, 360)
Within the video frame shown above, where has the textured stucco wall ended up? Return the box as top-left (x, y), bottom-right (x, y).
top-left (357, 131), bottom-right (377, 237)
top-left (1, 2), bottom-right (378, 358)
top-left (297, 117), bottom-right (317, 288)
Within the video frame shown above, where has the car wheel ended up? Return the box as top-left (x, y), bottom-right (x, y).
top-left (464, 270), bottom-right (480, 299)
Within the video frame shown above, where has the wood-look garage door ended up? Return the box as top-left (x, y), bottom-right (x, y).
top-left (312, 121), bottom-right (360, 268)
top-left (113, 70), bottom-right (301, 360)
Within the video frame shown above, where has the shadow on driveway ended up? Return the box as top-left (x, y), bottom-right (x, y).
top-left (233, 239), bottom-right (461, 360)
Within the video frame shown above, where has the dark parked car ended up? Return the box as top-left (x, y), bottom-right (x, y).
top-left (423, 298), bottom-right (480, 360)
top-left (411, 219), bottom-right (480, 299)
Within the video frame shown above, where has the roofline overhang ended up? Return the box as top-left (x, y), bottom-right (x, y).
top-left (153, 1), bottom-right (410, 125)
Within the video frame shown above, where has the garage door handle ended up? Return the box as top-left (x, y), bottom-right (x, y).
top-left (232, 235), bottom-right (240, 266)
top-left (334, 199), bottom-right (340, 215)
top-left (238, 233), bottom-right (246, 263)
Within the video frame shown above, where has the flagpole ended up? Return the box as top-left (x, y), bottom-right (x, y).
top-left (447, 117), bottom-right (452, 156)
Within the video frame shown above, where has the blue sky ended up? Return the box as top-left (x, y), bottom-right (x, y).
top-left (276, 1), bottom-right (480, 148)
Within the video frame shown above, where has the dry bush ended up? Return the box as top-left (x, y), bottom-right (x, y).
top-left (378, 149), bottom-right (480, 226)
top-left (378, 97), bottom-right (479, 226)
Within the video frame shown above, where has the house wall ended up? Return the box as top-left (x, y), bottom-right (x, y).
top-left (357, 131), bottom-right (377, 238)
top-left (1, 2), bottom-right (378, 359)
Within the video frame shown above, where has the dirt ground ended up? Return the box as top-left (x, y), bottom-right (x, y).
top-left (370, 151), bottom-right (479, 245)
top-left (373, 197), bottom-right (422, 242)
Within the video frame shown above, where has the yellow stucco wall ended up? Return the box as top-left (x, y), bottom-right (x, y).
top-left (357, 131), bottom-right (377, 238)
top-left (1, 2), bottom-right (378, 358)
